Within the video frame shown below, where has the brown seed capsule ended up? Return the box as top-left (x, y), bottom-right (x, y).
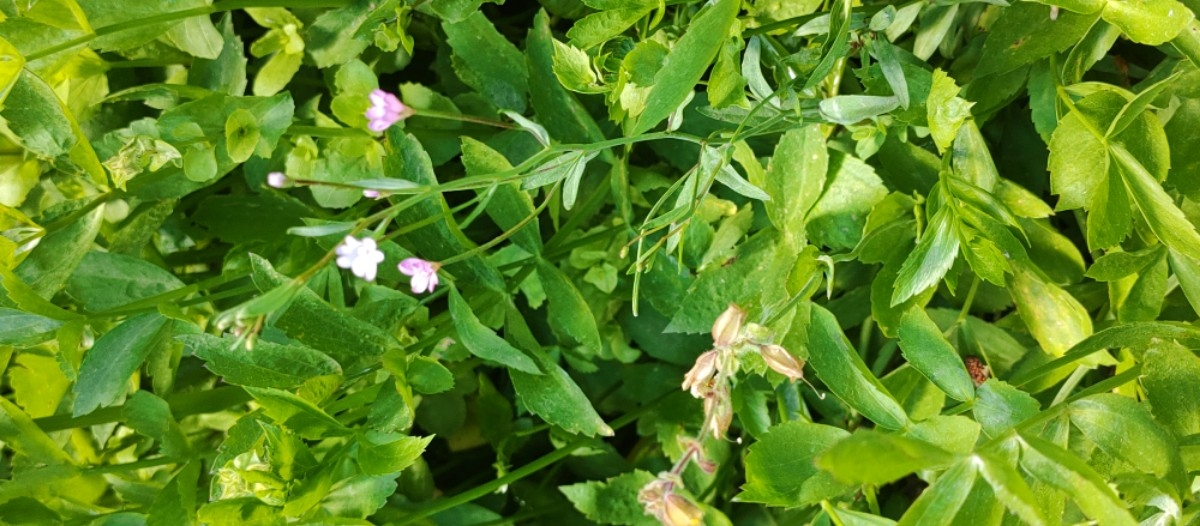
top-left (711, 304), bottom-right (746, 348)
top-left (760, 344), bottom-right (805, 381)
top-left (965, 356), bottom-right (990, 387)
top-left (682, 350), bottom-right (719, 398)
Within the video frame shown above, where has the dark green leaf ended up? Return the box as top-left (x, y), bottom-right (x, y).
top-left (808, 304), bottom-right (911, 430)
top-left (448, 288), bottom-right (540, 374)
top-left (738, 420), bottom-right (852, 507)
top-left (897, 307), bottom-right (976, 402)
top-left (509, 352), bottom-right (613, 437)
top-left (73, 313), bottom-right (172, 416)
top-left (180, 333), bottom-right (342, 389)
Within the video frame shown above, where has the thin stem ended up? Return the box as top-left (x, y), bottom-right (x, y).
top-left (413, 109), bottom-right (516, 130)
top-left (953, 277), bottom-right (980, 328)
top-left (438, 182), bottom-right (559, 266)
top-left (26, 0), bottom-right (350, 61)
top-left (286, 125), bottom-right (371, 139)
top-left (864, 485), bottom-right (881, 515)
top-left (1050, 365), bottom-right (1089, 407)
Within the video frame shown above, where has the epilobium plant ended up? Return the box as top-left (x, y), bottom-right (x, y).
top-left (4, 1), bottom-right (1200, 525)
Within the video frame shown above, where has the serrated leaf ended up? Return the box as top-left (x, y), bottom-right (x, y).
top-left (896, 460), bottom-right (977, 526)
top-left (1068, 393), bottom-right (1174, 477)
top-left (738, 420), bottom-right (853, 507)
top-left (509, 352), bottom-right (613, 437)
top-left (1019, 433), bottom-right (1138, 526)
top-left (892, 205), bottom-right (960, 306)
top-left (630, 0), bottom-right (738, 135)
top-left (180, 333), bottom-right (342, 389)
top-left (561, 470), bottom-right (658, 526)
top-left (73, 312), bottom-right (172, 416)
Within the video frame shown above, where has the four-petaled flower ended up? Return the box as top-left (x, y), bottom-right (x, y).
top-left (366, 89), bottom-right (407, 132)
top-left (399, 257), bottom-right (440, 294)
top-left (336, 236), bottom-right (386, 282)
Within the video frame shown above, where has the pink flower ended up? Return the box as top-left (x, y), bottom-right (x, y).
top-left (336, 236), bottom-right (386, 282)
top-left (366, 89), bottom-right (407, 132)
top-left (267, 171), bottom-right (292, 188)
top-left (398, 257), bottom-right (439, 294)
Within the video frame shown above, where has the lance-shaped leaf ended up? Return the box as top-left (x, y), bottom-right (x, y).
top-left (1068, 394), bottom-right (1175, 477)
top-left (898, 307), bottom-right (976, 402)
top-left (73, 312), bottom-right (172, 416)
top-left (896, 460), bottom-right (977, 526)
top-left (509, 352), bottom-right (613, 437)
top-left (180, 333), bottom-right (343, 389)
top-left (892, 205), bottom-right (959, 306)
top-left (448, 288), bottom-right (540, 374)
top-left (1019, 434), bottom-right (1138, 526)
top-left (808, 304), bottom-right (911, 430)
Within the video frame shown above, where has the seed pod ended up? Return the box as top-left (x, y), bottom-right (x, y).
top-left (711, 304), bottom-right (746, 347)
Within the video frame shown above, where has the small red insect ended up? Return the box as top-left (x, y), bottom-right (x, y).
top-left (964, 356), bottom-right (990, 387)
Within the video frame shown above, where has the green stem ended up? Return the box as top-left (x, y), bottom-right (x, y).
top-left (864, 484), bottom-right (881, 515)
top-left (439, 182), bottom-right (559, 266)
top-left (413, 109), bottom-right (515, 130)
top-left (395, 394), bottom-right (672, 525)
top-left (286, 125), bottom-right (371, 139)
top-left (953, 277), bottom-right (980, 329)
top-left (26, 0), bottom-right (351, 61)
top-left (87, 271), bottom-right (250, 319)
top-left (35, 386), bottom-right (250, 432)
top-left (1171, 20), bottom-right (1200, 70)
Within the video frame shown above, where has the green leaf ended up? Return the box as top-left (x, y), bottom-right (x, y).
top-left (448, 288), bottom-right (540, 374)
top-left (526, 10), bottom-right (608, 146)
top-left (356, 432), bottom-right (432, 476)
top-left (407, 356), bottom-right (454, 395)
top-left (183, 143), bottom-right (218, 182)
top-left (977, 4), bottom-right (1099, 77)
top-left (1008, 265), bottom-right (1093, 356)
top-left (180, 333), bottom-right (342, 389)
top-left (0, 35), bottom-right (25, 107)
top-left (1085, 246), bottom-right (1163, 281)
top-left (73, 312), bottom-right (172, 416)
top-left (1019, 434), bottom-right (1138, 526)
top-left (765, 125), bottom-right (827, 242)
top-left (0, 308), bottom-right (64, 345)
top-left (629, 0), bottom-right (738, 135)
top-left (926, 70), bottom-right (974, 153)
top-left (385, 132), bottom-right (507, 292)
top-left (1113, 143), bottom-right (1200, 263)
top-left (807, 152), bottom-right (888, 250)
top-left (1, 70), bottom-right (75, 159)
top-left (973, 379), bottom-right (1040, 438)
top-left (538, 261), bottom-right (603, 360)
top-left (816, 430), bottom-right (957, 486)
top-left (509, 352), bottom-right (613, 437)
top-left (245, 386), bottom-right (352, 440)
top-left (1169, 250), bottom-right (1200, 317)
top-left (252, 50), bottom-right (301, 97)
top-left (896, 460), bottom-right (977, 526)
top-left (818, 95), bottom-right (901, 125)
top-left (443, 12), bottom-right (530, 112)
top-left (1009, 322), bottom-right (1200, 387)
top-left (892, 206), bottom-right (960, 306)
top-left (460, 137), bottom-right (543, 254)
top-left (1048, 91), bottom-right (1118, 211)
top-left (250, 254), bottom-right (398, 369)
top-left (897, 307), bottom-right (976, 402)
top-left (0, 396), bottom-right (73, 464)
top-left (560, 470), bottom-right (658, 526)
top-left (737, 420), bottom-right (852, 507)
top-left (808, 304), bottom-right (911, 430)
top-left (146, 460), bottom-right (200, 526)
top-left (319, 475), bottom-right (397, 518)
top-left (123, 390), bottom-right (190, 457)
top-left (567, 0), bottom-right (657, 49)
top-left (224, 108), bottom-right (260, 163)
top-left (188, 14), bottom-right (248, 96)
top-left (305, 0), bottom-right (396, 68)
top-left (64, 251), bottom-right (183, 313)
top-left (973, 451), bottom-right (1048, 526)
top-left (1142, 342), bottom-right (1200, 437)
top-left (522, 150), bottom-right (598, 191)
top-left (15, 204), bottom-right (104, 300)
top-left (1100, 0), bottom-right (1193, 45)
top-left (551, 38), bottom-right (604, 94)
top-left (1068, 393), bottom-right (1175, 476)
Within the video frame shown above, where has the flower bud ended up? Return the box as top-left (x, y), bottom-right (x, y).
top-left (682, 350), bottom-right (718, 398)
top-left (711, 304), bottom-right (746, 348)
top-left (760, 344), bottom-right (805, 381)
top-left (266, 171), bottom-right (292, 189)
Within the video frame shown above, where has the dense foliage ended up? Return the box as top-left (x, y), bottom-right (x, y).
top-left (3, 0), bottom-right (1200, 524)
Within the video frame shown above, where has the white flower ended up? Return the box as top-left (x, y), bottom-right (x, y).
top-left (335, 236), bottom-right (385, 282)
top-left (398, 257), bottom-right (439, 294)
top-left (267, 171), bottom-right (292, 188)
